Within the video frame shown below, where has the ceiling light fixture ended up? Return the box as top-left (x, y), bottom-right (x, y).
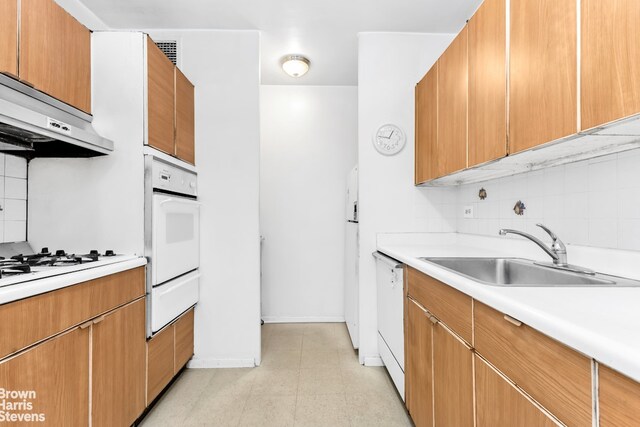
top-left (281, 55), bottom-right (310, 78)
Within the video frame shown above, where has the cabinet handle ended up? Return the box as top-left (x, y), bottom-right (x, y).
top-left (503, 314), bottom-right (522, 327)
top-left (79, 321), bottom-right (92, 329)
top-left (428, 315), bottom-right (438, 325)
top-left (93, 316), bottom-right (106, 325)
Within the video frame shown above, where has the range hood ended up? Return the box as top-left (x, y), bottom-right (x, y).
top-left (0, 74), bottom-right (113, 158)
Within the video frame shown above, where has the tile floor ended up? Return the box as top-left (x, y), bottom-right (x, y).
top-left (139, 322), bottom-right (412, 426)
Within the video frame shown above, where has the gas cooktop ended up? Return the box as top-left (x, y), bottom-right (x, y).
top-left (0, 242), bottom-right (137, 288)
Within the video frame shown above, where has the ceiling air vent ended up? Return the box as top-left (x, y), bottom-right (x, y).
top-left (155, 40), bottom-right (178, 65)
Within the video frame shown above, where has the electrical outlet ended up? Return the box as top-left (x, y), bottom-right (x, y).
top-left (463, 205), bottom-right (474, 219)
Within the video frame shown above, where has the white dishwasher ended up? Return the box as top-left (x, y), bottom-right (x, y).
top-left (373, 251), bottom-right (405, 400)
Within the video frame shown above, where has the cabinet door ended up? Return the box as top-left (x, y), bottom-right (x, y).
top-left (20, 0), bottom-right (91, 113)
top-left (174, 308), bottom-right (195, 372)
top-left (0, 0), bottom-right (18, 77)
top-left (0, 327), bottom-right (89, 426)
top-left (509, 0), bottom-right (576, 153)
top-left (175, 68), bottom-right (195, 164)
top-left (92, 299), bottom-right (146, 427)
top-left (581, 0), bottom-right (640, 130)
top-left (433, 322), bottom-right (474, 427)
top-left (406, 298), bottom-right (433, 427)
top-left (415, 65), bottom-right (439, 184)
top-left (476, 356), bottom-right (556, 427)
top-left (147, 322), bottom-right (175, 404)
top-left (147, 37), bottom-right (176, 155)
top-left (438, 26), bottom-right (468, 176)
top-left (468, 0), bottom-right (507, 166)
top-left (599, 365), bottom-right (640, 427)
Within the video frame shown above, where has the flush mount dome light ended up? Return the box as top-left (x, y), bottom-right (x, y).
top-left (281, 55), bottom-right (310, 77)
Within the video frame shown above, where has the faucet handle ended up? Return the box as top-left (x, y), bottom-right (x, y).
top-left (536, 224), bottom-right (566, 251)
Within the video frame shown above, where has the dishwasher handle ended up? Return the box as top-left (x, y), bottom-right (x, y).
top-left (372, 251), bottom-right (403, 269)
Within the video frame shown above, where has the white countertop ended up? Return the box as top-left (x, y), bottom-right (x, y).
top-left (377, 232), bottom-right (640, 383)
top-left (0, 256), bottom-right (147, 305)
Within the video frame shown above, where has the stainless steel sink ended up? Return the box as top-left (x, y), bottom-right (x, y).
top-left (419, 257), bottom-right (640, 287)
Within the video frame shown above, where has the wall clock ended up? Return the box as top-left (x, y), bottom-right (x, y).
top-left (373, 124), bottom-right (406, 156)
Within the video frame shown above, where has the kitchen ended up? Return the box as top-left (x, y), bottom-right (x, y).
top-left (0, 0), bottom-right (639, 426)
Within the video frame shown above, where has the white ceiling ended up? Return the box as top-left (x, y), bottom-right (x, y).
top-left (79, 0), bottom-right (483, 85)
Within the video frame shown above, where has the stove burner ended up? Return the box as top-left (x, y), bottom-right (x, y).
top-left (0, 263), bottom-right (30, 278)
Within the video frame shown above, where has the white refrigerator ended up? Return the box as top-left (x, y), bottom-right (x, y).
top-left (344, 166), bottom-right (359, 348)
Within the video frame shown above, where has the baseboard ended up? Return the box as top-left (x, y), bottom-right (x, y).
top-left (187, 357), bottom-right (256, 368)
top-left (363, 356), bottom-right (384, 367)
top-left (262, 316), bottom-right (346, 323)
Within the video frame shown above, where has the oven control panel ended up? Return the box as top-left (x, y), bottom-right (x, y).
top-left (150, 158), bottom-right (197, 197)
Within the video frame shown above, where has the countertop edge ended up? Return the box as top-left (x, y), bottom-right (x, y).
top-left (0, 257), bottom-right (147, 305)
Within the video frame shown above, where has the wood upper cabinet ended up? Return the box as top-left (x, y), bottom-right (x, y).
top-left (509, 0), bottom-right (577, 153)
top-left (468, 0), bottom-right (507, 166)
top-left (147, 37), bottom-right (176, 155)
top-left (406, 298), bottom-right (434, 427)
top-left (438, 27), bottom-right (468, 175)
top-left (92, 299), bottom-right (146, 427)
top-left (20, 0), bottom-right (91, 113)
top-left (0, 0), bottom-right (18, 78)
top-left (598, 365), bottom-right (640, 427)
top-left (175, 68), bottom-right (195, 165)
top-left (433, 322), bottom-right (474, 427)
top-left (475, 355), bottom-right (556, 427)
top-left (581, 0), bottom-right (640, 130)
top-left (0, 327), bottom-right (90, 426)
top-left (415, 65), bottom-right (439, 184)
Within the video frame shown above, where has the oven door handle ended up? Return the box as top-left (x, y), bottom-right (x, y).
top-left (157, 273), bottom-right (202, 295)
top-left (159, 198), bottom-right (202, 208)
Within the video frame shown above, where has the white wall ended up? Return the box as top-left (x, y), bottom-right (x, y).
top-left (56, 0), bottom-right (109, 30)
top-left (455, 149), bottom-right (640, 251)
top-left (357, 33), bottom-right (457, 365)
top-left (149, 30), bottom-right (262, 367)
top-left (260, 85), bottom-right (357, 322)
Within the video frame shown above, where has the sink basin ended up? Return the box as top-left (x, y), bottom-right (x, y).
top-left (419, 257), bottom-right (640, 287)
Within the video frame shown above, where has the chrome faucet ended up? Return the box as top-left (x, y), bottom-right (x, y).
top-left (499, 223), bottom-right (568, 267)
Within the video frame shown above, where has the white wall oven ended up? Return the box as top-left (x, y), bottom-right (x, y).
top-left (145, 155), bottom-right (199, 337)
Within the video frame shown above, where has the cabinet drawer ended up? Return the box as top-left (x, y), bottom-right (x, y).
top-left (174, 308), bottom-right (194, 372)
top-left (474, 301), bottom-right (592, 426)
top-left (599, 365), bottom-right (640, 427)
top-left (0, 266), bottom-right (145, 360)
top-left (407, 267), bottom-right (472, 343)
top-left (147, 323), bottom-right (175, 404)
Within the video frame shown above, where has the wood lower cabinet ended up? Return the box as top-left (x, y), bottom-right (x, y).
top-left (509, 0), bottom-right (577, 153)
top-left (468, 0), bottom-right (507, 166)
top-left (0, 327), bottom-right (90, 426)
top-left (581, 0), bottom-right (640, 130)
top-left (0, 266), bottom-right (144, 360)
top-left (20, 0), bottom-right (91, 113)
top-left (92, 298), bottom-right (146, 427)
top-left (406, 298), bottom-right (434, 427)
top-left (147, 308), bottom-right (195, 404)
top-left (0, 0), bottom-right (18, 78)
top-left (147, 322), bottom-right (175, 404)
top-left (437, 26), bottom-right (468, 175)
top-left (474, 301), bottom-right (592, 426)
top-left (475, 355), bottom-right (556, 427)
top-left (415, 65), bottom-right (439, 184)
top-left (598, 365), bottom-right (640, 427)
top-left (175, 68), bottom-right (195, 165)
top-left (174, 308), bottom-right (195, 371)
top-left (433, 322), bottom-right (474, 427)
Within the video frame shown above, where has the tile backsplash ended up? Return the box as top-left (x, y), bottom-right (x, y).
top-left (454, 149), bottom-right (640, 251)
top-left (0, 155), bottom-right (27, 243)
